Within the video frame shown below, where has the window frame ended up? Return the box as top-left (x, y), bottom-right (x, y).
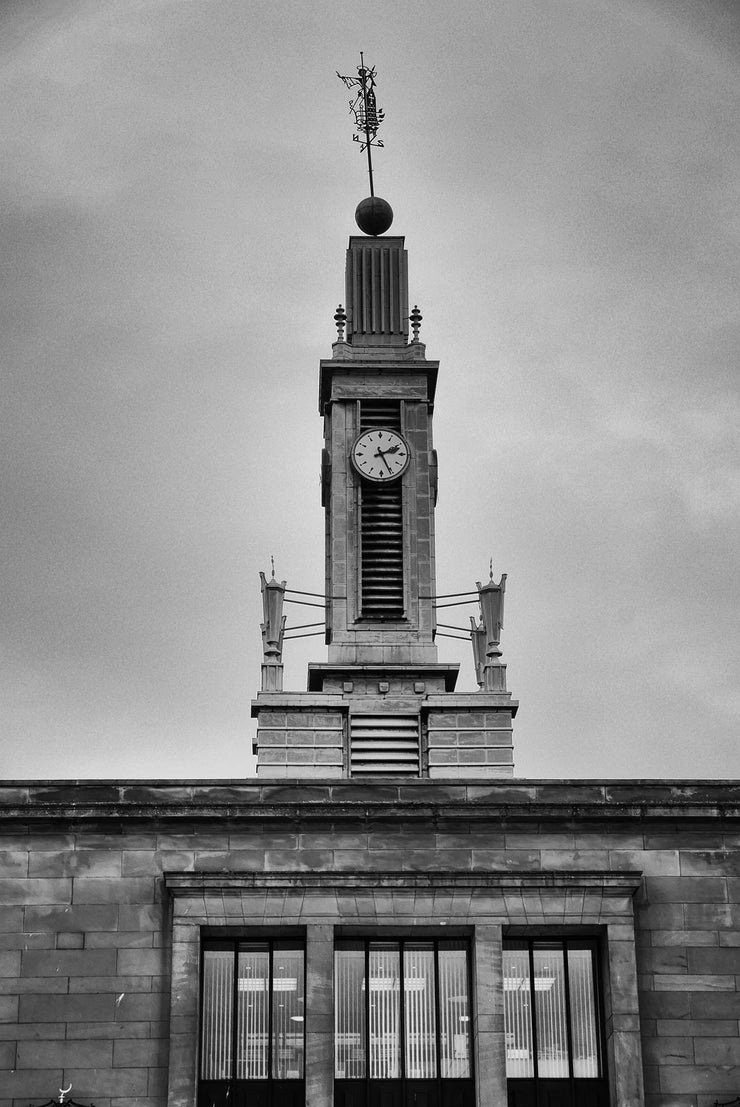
top-left (503, 936), bottom-right (609, 1107)
top-left (198, 936), bottom-right (306, 1106)
top-left (334, 936), bottom-right (476, 1107)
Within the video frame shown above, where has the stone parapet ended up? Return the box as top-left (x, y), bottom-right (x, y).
top-left (252, 700), bottom-right (346, 778)
top-left (425, 694), bottom-right (517, 778)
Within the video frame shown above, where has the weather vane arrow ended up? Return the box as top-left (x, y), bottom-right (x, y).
top-left (337, 52), bottom-right (385, 198)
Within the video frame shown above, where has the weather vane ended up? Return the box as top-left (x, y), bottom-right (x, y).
top-left (337, 52), bottom-right (385, 198)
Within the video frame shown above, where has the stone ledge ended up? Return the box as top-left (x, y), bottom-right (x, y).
top-left (164, 869), bottom-right (644, 895)
top-left (1, 781), bottom-right (739, 822)
top-left (307, 663), bottom-right (459, 693)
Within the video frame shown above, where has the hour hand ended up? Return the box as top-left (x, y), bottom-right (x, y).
top-left (373, 448), bottom-right (393, 474)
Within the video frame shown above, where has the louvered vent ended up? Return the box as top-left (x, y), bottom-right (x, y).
top-left (359, 401), bottom-right (404, 619)
top-left (360, 401), bottom-right (401, 432)
top-left (350, 715), bottom-right (420, 776)
top-left (360, 480), bottom-right (403, 618)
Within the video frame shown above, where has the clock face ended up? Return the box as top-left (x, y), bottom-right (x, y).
top-left (351, 428), bottom-right (410, 482)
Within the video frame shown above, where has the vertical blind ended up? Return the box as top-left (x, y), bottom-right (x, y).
top-left (201, 941), bottom-right (305, 1082)
top-left (568, 947), bottom-right (599, 1078)
top-left (369, 944), bottom-right (401, 1078)
top-left (533, 946), bottom-right (569, 1078)
top-left (335, 939), bottom-right (471, 1082)
top-left (503, 939), bottom-right (601, 1082)
top-left (237, 945), bottom-right (268, 1078)
top-left (201, 948), bottom-right (234, 1079)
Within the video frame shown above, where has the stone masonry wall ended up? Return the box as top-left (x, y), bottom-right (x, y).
top-left (254, 706), bottom-right (345, 778)
top-left (0, 780), bottom-right (738, 1107)
top-left (426, 704), bottom-right (514, 777)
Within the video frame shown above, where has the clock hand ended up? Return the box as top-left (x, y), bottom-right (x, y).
top-left (374, 448), bottom-right (393, 474)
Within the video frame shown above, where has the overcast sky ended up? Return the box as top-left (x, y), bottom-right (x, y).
top-left (1, 0), bottom-right (739, 780)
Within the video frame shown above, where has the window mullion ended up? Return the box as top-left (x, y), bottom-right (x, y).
top-left (433, 941), bottom-right (442, 1087)
top-left (466, 938), bottom-right (475, 1088)
top-left (364, 942), bottom-right (370, 1090)
top-left (267, 941), bottom-right (274, 1081)
top-left (399, 940), bottom-right (407, 1086)
top-left (528, 942), bottom-right (539, 1081)
top-left (230, 943), bottom-right (237, 1086)
top-left (593, 938), bottom-right (602, 1076)
top-left (593, 943), bottom-right (606, 1079)
top-left (562, 940), bottom-right (576, 1083)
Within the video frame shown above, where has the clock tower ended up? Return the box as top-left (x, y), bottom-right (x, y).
top-left (320, 225), bottom-right (439, 665)
top-left (251, 198), bottom-right (517, 778)
top-left (251, 61), bottom-right (515, 778)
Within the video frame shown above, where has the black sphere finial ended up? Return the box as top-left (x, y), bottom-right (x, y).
top-left (355, 196), bottom-right (393, 236)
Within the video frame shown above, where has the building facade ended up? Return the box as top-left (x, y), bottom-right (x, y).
top-left (1, 780), bottom-right (740, 1107)
top-left (1, 209), bottom-right (739, 1107)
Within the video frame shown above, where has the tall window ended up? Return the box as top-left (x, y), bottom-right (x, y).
top-left (199, 939), bottom-right (305, 1107)
top-left (503, 938), bottom-right (608, 1107)
top-left (335, 938), bottom-right (474, 1107)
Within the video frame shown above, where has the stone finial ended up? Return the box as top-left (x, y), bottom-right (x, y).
top-left (410, 304), bottom-right (422, 343)
top-left (260, 569), bottom-right (286, 692)
top-left (477, 572), bottom-right (507, 692)
top-left (470, 616), bottom-right (487, 689)
top-left (334, 304), bottom-right (346, 343)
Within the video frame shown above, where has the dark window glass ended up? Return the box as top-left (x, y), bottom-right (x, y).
top-left (200, 939), bottom-right (304, 1106)
top-left (335, 938), bottom-right (474, 1107)
top-left (503, 938), bottom-right (608, 1107)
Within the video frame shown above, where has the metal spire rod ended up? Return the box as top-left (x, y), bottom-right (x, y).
top-left (420, 590), bottom-right (480, 600)
top-left (433, 598), bottom-right (481, 610)
top-left (359, 52), bottom-right (375, 196)
top-left (337, 53), bottom-right (385, 195)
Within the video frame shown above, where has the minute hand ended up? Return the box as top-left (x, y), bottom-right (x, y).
top-left (374, 448), bottom-right (394, 475)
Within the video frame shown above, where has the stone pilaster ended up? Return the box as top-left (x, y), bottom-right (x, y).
top-left (473, 925), bottom-right (507, 1107)
top-left (605, 919), bottom-right (646, 1107)
top-left (305, 924), bottom-right (334, 1107)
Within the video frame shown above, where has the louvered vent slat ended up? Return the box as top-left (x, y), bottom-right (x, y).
top-left (350, 715), bottom-right (420, 777)
top-left (359, 402), bottom-right (402, 431)
top-left (361, 481), bottom-right (403, 618)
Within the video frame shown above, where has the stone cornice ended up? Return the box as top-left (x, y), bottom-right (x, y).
top-left (0, 779), bottom-right (739, 822)
top-left (163, 869), bottom-right (643, 895)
